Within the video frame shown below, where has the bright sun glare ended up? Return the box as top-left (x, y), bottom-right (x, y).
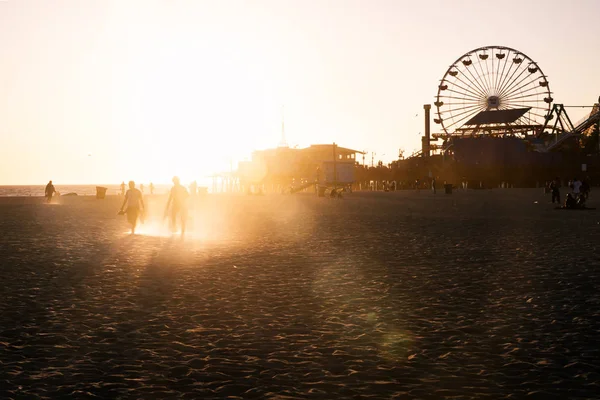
top-left (110, 12), bottom-right (285, 185)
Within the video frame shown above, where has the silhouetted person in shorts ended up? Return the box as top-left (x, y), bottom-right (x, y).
top-left (120, 181), bottom-right (126, 196)
top-left (45, 180), bottom-right (56, 203)
top-left (119, 181), bottom-right (145, 234)
top-left (149, 182), bottom-right (154, 195)
top-left (165, 176), bottom-right (189, 235)
top-left (140, 183), bottom-right (144, 194)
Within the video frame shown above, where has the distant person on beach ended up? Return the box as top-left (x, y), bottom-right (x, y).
top-left (140, 183), bottom-right (144, 194)
top-left (564, 193), bottom-right (578, 209)
top-left (550, 177), bottom-right (561, 204)
top-left (581, 178), bottom-right (590, 200)
top-left (431, 178), bottom-right (437, 194)
top-left (120, 181), bottom-right (126, 196)
top-left (189, 180), bottom-right (197, 196)
top-left (164, 176), bottom-right (189, 235)
top-left (572, 177), bottom-right (582, 195)
top-left (45, 180), bottom-right (56, 203)
top-left (119, 181), bottom-right (145, 234)
top-left (149, 182), bottom-right (154, 195)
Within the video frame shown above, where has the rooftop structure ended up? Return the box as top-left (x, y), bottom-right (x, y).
top-left (238, 144), bottom-right (364, 191)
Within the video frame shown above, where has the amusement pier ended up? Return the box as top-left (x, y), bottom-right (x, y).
top-left (211, 45), bottom-right (599, 194)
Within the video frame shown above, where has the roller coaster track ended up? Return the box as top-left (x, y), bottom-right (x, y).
top-left (538, 103), bottom-right (600, 152)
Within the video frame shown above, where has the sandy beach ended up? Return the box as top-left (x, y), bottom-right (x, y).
top-left (1, 189), bottom-right (599, 399)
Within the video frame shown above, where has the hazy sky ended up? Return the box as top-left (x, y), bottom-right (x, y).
top-left (1, 0), bottom-right (599, 184)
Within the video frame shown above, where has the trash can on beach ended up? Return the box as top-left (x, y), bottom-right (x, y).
top-left (96, 186), bottom-right (108, 199)
top-left (444, 184), bottom-right (453, 194)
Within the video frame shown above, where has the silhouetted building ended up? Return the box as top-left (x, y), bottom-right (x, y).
top-left (239, 144), bottom-right (363, 191)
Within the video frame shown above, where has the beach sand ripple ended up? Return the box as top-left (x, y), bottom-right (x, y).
top-left (0, 190), bottom-right (599, 399)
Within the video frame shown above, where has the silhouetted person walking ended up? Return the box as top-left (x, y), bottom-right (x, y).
top-left (140, 183), bottom-right (144, 194)
top-left (119, 181), bottom-right (144, 234)
top-left (581, 177), bottom-right (590, 200)
top-left (120, 181), bottom-right (126, 196)
top-left (45, 180), bottom-right (56, 203)
top-left (550, 177), bottom-right (561, 204)
top-left (165, 176), bottom-right (189, 235)
top-left (149, 182), bottom-right (154, 195)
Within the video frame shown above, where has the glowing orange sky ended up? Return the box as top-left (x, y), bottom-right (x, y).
top-left (0, 0), bottom-right (599, 184)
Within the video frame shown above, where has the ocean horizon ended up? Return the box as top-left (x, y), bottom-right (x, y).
top-left (0, 183), bottom-right (211, 197)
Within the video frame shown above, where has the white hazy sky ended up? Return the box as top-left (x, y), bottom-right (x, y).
top-left (1, 0), bottom-right (599, 184)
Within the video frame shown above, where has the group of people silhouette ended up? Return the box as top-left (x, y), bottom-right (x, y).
top-left (118, 176), bottom-right (190, 235)
top-left (549, 177), bottom-right (591, 209)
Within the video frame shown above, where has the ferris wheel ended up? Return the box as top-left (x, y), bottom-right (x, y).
top-left (434, 46), bottom-right (552, 135)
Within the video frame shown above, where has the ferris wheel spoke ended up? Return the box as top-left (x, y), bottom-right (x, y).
top-left (523, 110), bottom-right (550, 120)
top-left (438, 96), bottom-right (482, 104)
top-left (502, 94), bottom-right (546, 105)
top-left (502, 84), bottom-right (546, 99)
top-left (501, 81), bottom-right (546, 103)
top-left (445, 107), bottom-right (487, 130)
top-left (485, 54), bottom-right (495, 95)
top-left (460, 60), bottom-right (489, 98)
top-left (497, 63), bottom-right (528, 100)
top-left (528, 111), bottom-right (548, 120)
top-left (441, 88), bottom-right (482, 101)
top-left (529, 106), bottom-right (551, 113)
top-left (501, 104), bottom-right (549, 116)
top-left (444, 104), bottom-right (486, 124)
top-left (498, 106), bottom-right (547, 120)
top-left (500, 75), bottom-right (535, 100)
top-left (497, 67), bottom-right (523, 99)
top-left (492, 49), bottom-right (511, 94)
top-left (442, 111), bottom-right (484, 128)
top-left (502, 95), bottom-right (545, 106)
top-left (498, 69), bottom-right (535, 100)
top-left (443, 104), bottom-right (483, 119)
top-left (440, 101), bottom-right (482, 107)
top-left (501, 106), bottom-right (548, 118)
top-left (496, 103), bottom-right (548, 121)
top-left (462, 64), bottom-right (491, 98)
top-left (498, 102), bottom-right (545, 115)
top-left (449, 71), bottom-right (488, 99)
top-left (517, 109), bottom-right (546, 119)
top-left (447, 76), bottom-right (489, 100)
top-left (491, 48), bottom-right (502, 93)
top-left (442, 103), bottom-right (484, 114)
top-left (442, 81), bottom-right (486, 101)
top-left (495, 50), bottom-right (519, 96)
top-left (474, 57), bottom-right (493, 96)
